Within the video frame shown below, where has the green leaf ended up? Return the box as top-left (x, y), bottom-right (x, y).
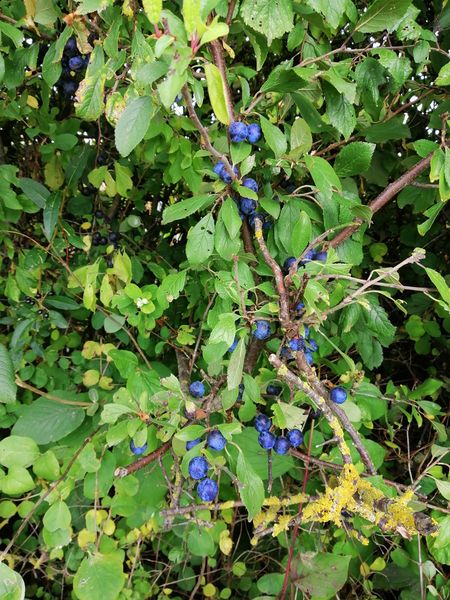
top-left (355, 0), bottom-right (413, 33)
top-left (43, 501), bottom-right (72, 532)
top-left (436, 62), bottom-right (450, 86)
top-left (425, 267), bottom-right (450, 308)
top-left (33, 0), bottom-right (59, 26)
top-left (74, 553), bottom-right (125, 600)
top-left (364, 117), bottom-right (410, 143)
top-left (210, 313), bottom-right (236, 346)
top-left (305, 0), bottom-right (347, 29)
top-left (101, 403), bottom-right (135, 424)
top-left (291, 211), bottom-right (312, 256)
top-left (43, 193), bottom-right (61, 240)
top-left (0, 344), bottom-right (17, 404)
top-left (0, 436), bottom-right (39, 468)
top-left (187, 528), bottom-right (215, 557)
top-left (324, 82), bottom-right (356, 139)
top-left (115, 97), bottom-right (153, 157)
top-left (158, 69), bottom-right (188, 109)
top-left (205, 62), bottom-right (229, 125)
top-left (304, 155), bottom-right (342, 199)
top-left (0, 22), bottom-right (24, 48)
top-left (220, 197), bottom-right (242, 239)
top-left (241, 0), bottom-right (294, 45)
top-left (289, 118), bottom-right (312, 158)
top-left (143, 0), bottom-right (162, 23)
top-left (334, 142), bottom-right (376, 177)
top-left (292, 553), bottom-right (351, 598)
top-left (227, 337), bottom-right (246, 390)
top-left (12, 398), bottom-right (85, 444)
top-left (260, 116), bottom-right (287, 157)
top-left (75, 47), bottom-right (106, 121)
top-left (162, 194), bottom-right (215, 224)
top-left (44, 296), bottom-right (80, 311)
top-left (200, 20), bottom-right (229, 46)
top-left (237, 451), bottom-right (264, 520)
top-left (0, 563), bottom-right (25, 600)
top-left (103, 314), bottom-right (126, 334)
top-left (186, 214), bottom-right (215, 266)
top-left (18, 177), bottom-right (50, 209)
top-left (1, 466), bottom-right (35, 495)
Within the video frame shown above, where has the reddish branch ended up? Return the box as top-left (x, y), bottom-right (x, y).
top-left (253, 218), bottom-right (291, 330)
top-left (330, 152), bottom-right (434, 248)
top-left (114, 441), bottom-right (171, 478)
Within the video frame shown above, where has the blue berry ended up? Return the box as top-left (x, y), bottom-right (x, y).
top-left (237, 383), bottom-right (244, 401)
top-left (189, 381), bottom-right (205, 398)
top-left (242, 178), bottom-right (258, 193)
top-left (213, 162), bottom-right (225, 177)
top-left (280, 347), bottom-right (293, 360)
top-left (254, 414), bottom-right (272, 432)
top-left (130, 440), bottom-right (148, 456)
top-left (68, 56), bottom-right (85, 71)
top-left (228, 339), bottom-right (238, 352)
top-left (305, 351), bottom-right (313, 366)
top-left (247, 212), bottom-right (265, 230)
top-left (258, 431), bottom-right (276, 450)
top-left (186, 438), bottom-right (202, 451)
top-left (266, 384), bottom-right (282, 396)
top-left (289, 337), bottom-right (304, 352)
top-left (197, 477), bottom-right (219, 502)
top-left (295, 302), bottom-right (305, 313)
top-left (263, 219), bottom-right (272, 231)
top-left (274, 436), bottom-right (290, 455)
top-left (287, 429), bottom-right (303, 448)
top-left (316, 251), bottom-right (327, 261)
top-left (253, 320), bottom-right (271, 340)
top-left (109, 231), bottom-right (120, 242)
top-left (229, 121), bottom-right (248, 142)
top-left (222, 165), bottom-right (239, 184)
top-left (189, 456), bottom-right (209, 480)
top-left (330, 386), bottom-right (348, 404)
top-left (300, 249), bottom-right (316, 265)
top-left (64, 37), bottom-right (77, 54)
top-left (307, 339), bottom-right (318, 352)
top-left (303, 325), bottom-right (310, 338)
top-left (240, 198), bottom-right (257, 215)
top-left (247, 123), bottom-right (262, 144)
top-left (283, 257), bottom-right (297, 272)
top-left (62, 79), bottom-right (78, 97)
top-left (207, 430), bottom-right (227, 451)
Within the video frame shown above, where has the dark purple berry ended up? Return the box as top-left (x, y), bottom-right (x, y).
top-left (247, 123), bottom-right (262, 144)
top-left (186, 438), bottom-right (202, 451)
top-left (258, 431), bottom-right (276, 450)
top-left (287, 429), bottom-right (303, 448)
top-left (242, 178), bottom-right (258, 193)
top-left (68, 56), bottom-right (85, 71)
top-left (130, 440), bottom-right (148, 455)
top-left (330, 387), bottom-right (347, 404)
top-left (254, 414), bottom-right (272, 432)
top-left (188, 456), bottom-right (209, 480)
top-left (207, 430), bottom-right (227, 451)
top-left (240, 198), bottom-right (257, 215)
top-left (229, 121), bottom-right (248, 143)
top-left (266, 384), bottom-right (282, 396)
top-left (189, 381), bottom-right (205, 398)
top-left (274, 436), bottom-right (290, 455)
top-left (197, 477), bottom-right (218, 501)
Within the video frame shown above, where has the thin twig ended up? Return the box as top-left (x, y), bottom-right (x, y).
top-left (114, 441), bottom-right (171, 478)
top-left (15, 377), bottom-right (91, 407)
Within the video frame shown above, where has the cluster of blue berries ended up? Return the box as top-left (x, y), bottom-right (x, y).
top-left (186, 430), bottom-right (227, 502)
top-left (57, 37), bottom-right (90, 98)
top-left (283, 249), bottom-right (327, 273)
top-left (282, 325), bottom-right (318, 366)
top-left (213, 121), bottom-right (270, 230)
top-left (229, 121), bottom-right (262, 144)
top-left (255, 413), bottom-right (303, 454)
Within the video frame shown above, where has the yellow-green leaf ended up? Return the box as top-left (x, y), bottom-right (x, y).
top-left (205, 62), bottom-right (229, 125)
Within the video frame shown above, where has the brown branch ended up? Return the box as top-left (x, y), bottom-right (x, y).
top-left (15, 377), bottom-right (91, 407)
top-left (176, 349), bottom-right (191, 396)
top-left (329, 153), bottom-right (434, 248)
top-left (181, 85), bottom-right (236, 181)
top-left (254, 218), bottom-right (290, 330)
top-left (225, 0), bottom-right (237, 25)
top-left (269, 355), bottom-right (352, 465)
top-left (114, 441), bottom-right (171, 478)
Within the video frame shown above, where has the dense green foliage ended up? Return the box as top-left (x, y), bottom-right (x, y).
top-left (0, 0), bottom-right (449, 599)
